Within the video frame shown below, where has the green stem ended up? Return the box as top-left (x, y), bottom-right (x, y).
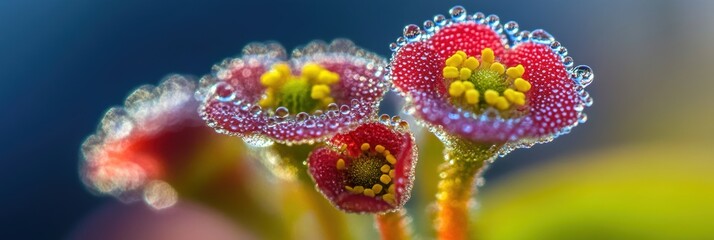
top-left (260, 142), bottom-right (353, 240)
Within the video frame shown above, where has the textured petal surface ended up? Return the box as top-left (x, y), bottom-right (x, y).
top-left (391, 23), bottom-right (504, 96)
top-left (308, 121), bottom-right (416, 213)
top-left (390, 10), bottom-right (590, 144)
top-left (502, 43), bottom-right (579, 138)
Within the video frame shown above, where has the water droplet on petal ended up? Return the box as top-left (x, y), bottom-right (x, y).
top-left (423, 20), bottom-right (435, 33)
top-left (249, 105), bottom-right (262, 115)
top-left (380, 114), bottom-right (390, 123)
top-left (397, 37), bottom-right (407, 47)
top-left (449, 6), bottom-right (467, 22)
top-left (563, 56), bottom-right (574, 67)
top-left (578, 113), bottom-right (588, 124)
top-left (389, 42), bottom-right (398, 51)
top-left (275, 106), bottom-right (289, 118)
top-left (583, 95), bottom-right (594, 107)
top-left (433, 14), bottom-right (447, 26)
top-left (214, 82), bottom-right (235, 102)
top-left (572, 65), bottom-right (594, 87)
top-left (486, 14), bottom-right (500, 26)
top-left (340, 105), bottom-right (351, 115)
top-left (504, 21), bottom-right (519, 35)
top-left (473, 12), bottom-right (485, 24)
top-left (403, 24), bottom-right (422, 43)
top-left (327, 103), bottom-right (339, 112)
top-left (529, 29), bottom-right (555, 44)
top-left (296, 112), bottom-right (309, 122)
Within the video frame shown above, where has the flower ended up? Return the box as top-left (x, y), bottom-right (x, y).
top-left (307, 116), bottom-right (417, 213)
top-left (389, 6), bottom-right (593, 147)
top-left (198, 39), bottom-right (388, 146)
top-left (80, 75), bottom-right (231, 209)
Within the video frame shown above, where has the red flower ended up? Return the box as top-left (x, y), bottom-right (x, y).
top-left (308, 117), bottom-right (416, 213)
top-left (389, 6), bottom-right (592, 145)
top-left (81, 75), bottom-right (207, 209)
top-left (199, 39), bottom-right (388, 146)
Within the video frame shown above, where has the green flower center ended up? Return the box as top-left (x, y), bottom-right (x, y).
top-left (258, 62), bottom-right (340, 114)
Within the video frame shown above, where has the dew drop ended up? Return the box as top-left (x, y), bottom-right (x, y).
top-left (583, 95), bottom-right (594, 107)
top-left (578, 113), bottom-right (588, 124)
top-left (558, 46), bottom-right (568, 56)
top-left (550, 41), bottom-right (561, 50)
top-left (449, 6), bottom-right (467, 22)
top-left (433, 14), bottom-right (447, 26)
top-left (296, 112), bottom-right (309, 122)
top-left (379, 114), bottom-right (390, 123)
top-left (389, 42), bottom-right (398, 51)
top-left (529, 29), bottom-right (555, 44)
top-left (275, 106), bottom-right (289, 118)
top-left (340, 105), bottom-right (351, 115)
top-left (328, 120), bottom-right (339, 129)
top-left (327, 103), bottom-right (339, 112)
top-left (571, 65), bottom-right (594, 87)
top-left (213, 82), bottom-right (235, 102)
top-left (486, 14), bottom-right (500, 26)
top-left (504, 21), bottom-right (519, 35)
top-left (473, 12), bottom-right (485, 24)
top-left (423, 20), bottom-right (435, 33)
top-left (249, 105), bottom-right (262, 115)
top-left (403, 24), bottom-right (422, 43)
top-left (517, 30), bottom-right (530, 42)
top-left (563, 56), bottom-right (574, 67)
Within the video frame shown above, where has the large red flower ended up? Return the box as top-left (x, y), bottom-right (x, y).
top-left (390, 6), bottom-right (593, 146)
top-left (199, 39), bottom-right (388, 146)
top-left (308, 117), bottom-right (416, 213)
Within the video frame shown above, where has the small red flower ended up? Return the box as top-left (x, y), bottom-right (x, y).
top-left (389, 6), bottom-right (592, 145)
top-left (199, 39), bottom-right (388, 146)
top-left (308, 117), bottom-right (416, 213)
top-left (81, 75), bottom-right (206, 209)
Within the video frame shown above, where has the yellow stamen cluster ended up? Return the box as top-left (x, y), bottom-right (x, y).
top-left (442, 48), bottom-right (531, 111)
top-left (338, 143), bottom-right (398, 206)
top-left (258, 62), bottom-right (340, 111)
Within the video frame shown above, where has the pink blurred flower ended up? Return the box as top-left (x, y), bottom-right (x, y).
top-left (80, 75), bottom-right (204, 209)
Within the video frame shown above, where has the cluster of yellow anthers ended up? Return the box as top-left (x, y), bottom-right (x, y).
top-left (442, 48), bottom-right (532, 111)
top-left (258, 62), bottom-right (340, 110)
top-left (336, 143), bottom-right (398, 206)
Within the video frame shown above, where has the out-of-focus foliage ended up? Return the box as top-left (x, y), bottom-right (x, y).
top-left (475, 143), bottom-right (714, 240)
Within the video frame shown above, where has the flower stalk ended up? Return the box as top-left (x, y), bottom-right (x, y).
top-left (435, 136), bottom-right (501, 240)
top-left (375, 209), bottom-right (412, 240)
top-left (262, 143), bottom-right (353, 240)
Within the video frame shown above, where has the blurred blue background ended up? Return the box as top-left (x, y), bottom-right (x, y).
top-left (2, 0), bottom-right (712, 239)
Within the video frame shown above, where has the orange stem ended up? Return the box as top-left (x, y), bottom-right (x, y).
top-left (434, 138), bottom-right (501, 240)
top-left (375, 209), bottom-right (412, 240)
